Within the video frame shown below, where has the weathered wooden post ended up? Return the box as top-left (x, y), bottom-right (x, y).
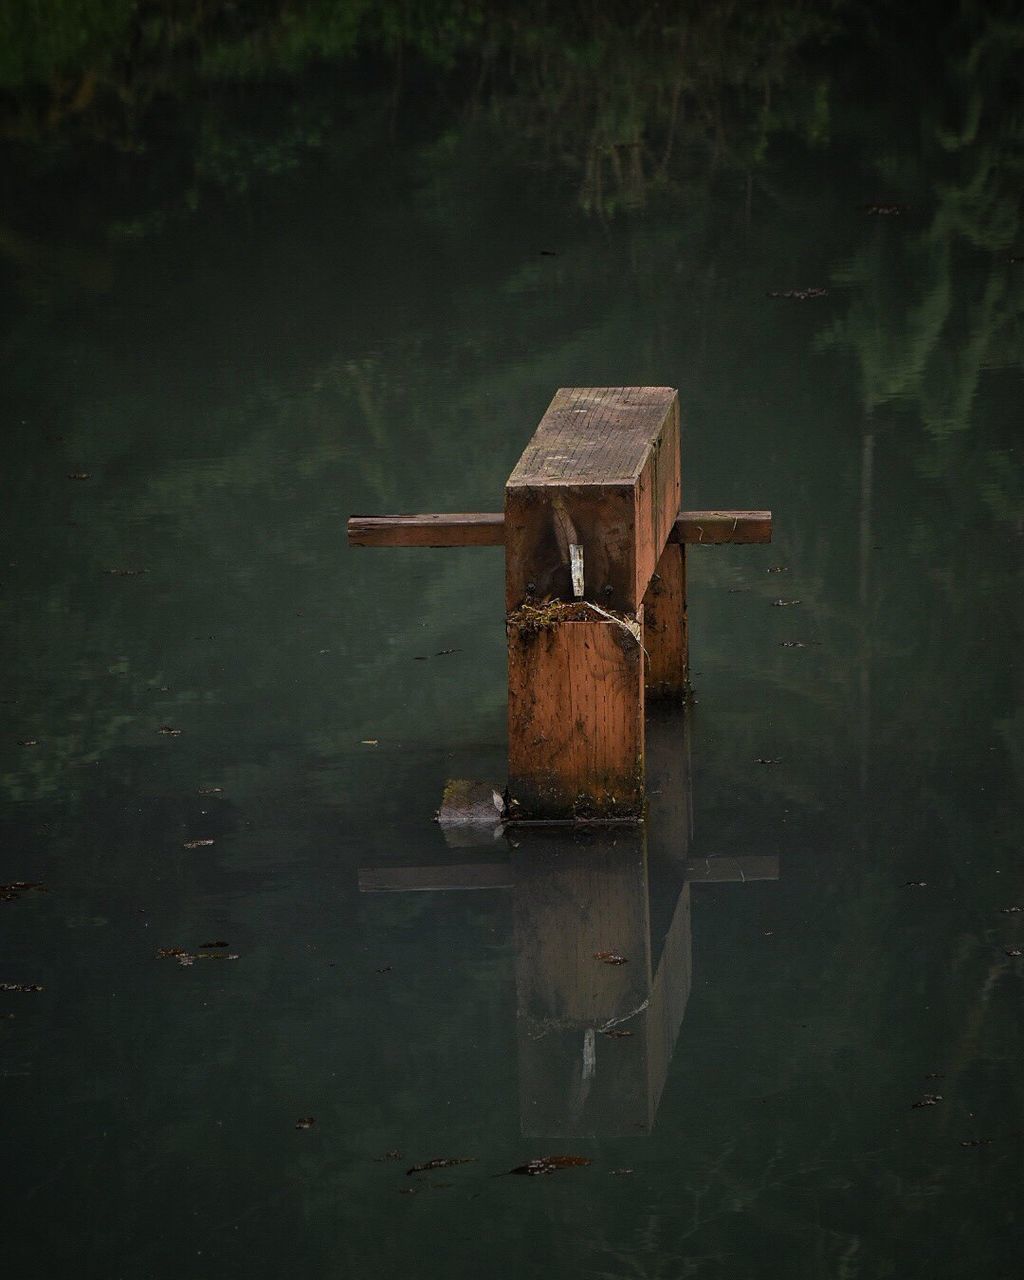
top-left (504, 387), bottom-right (680, 821)
top-left (347, 384), bottom-right (773, 824)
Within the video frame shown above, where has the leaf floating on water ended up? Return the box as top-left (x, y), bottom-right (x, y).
top-left (911, 1094), bottom-right (943, 1109)
top-left (183, 838), bottom-right (214, 849)
top-left (0, 982), bottom-right (44, 992)
top-left (503, 1155), bottom-right (593, 1176)
top-left (766, 287), bottom-right (827, 301)
top-left (594, 951), bottom-right (628, 965)
top-left (600, 1028), bottom-right (633, 1039)
top-left (406, 1157), bottom-right (476, 1176)
top-left (157, 725), bottom-right (182, 737)
top-left (295, 1117), bottom-right (315, 1130)
top-left (770, 599), bottom-right (802, 607)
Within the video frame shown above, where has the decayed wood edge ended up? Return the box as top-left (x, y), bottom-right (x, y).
top-left (347, 510), bottom-right (772, 547)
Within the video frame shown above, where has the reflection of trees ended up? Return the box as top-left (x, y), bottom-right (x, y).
top-left (818, 4), bottom-right (1024, 525)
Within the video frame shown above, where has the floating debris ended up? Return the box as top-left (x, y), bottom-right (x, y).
top-left (770, 599), bottom-right (802, 607)
top-left (780, 641), bottom-right (806, 648)
top-left (67, 472), bottom-right (91, 480)
top-left (767, 287), bottom-right (827, 301)
top-left (902, 881), bottom-right (927, 888)
top-left (104, 568), bottom-right (147, 577)
top-left (183, 838), bottom-right (214, 849)
top-left (767, 566), bottom-right (789, 574)
top-left (911, 1094), bottom-right (943, 1109)
top-left (197, 787), bottom-right (223, 796)
top-left (376, 966), bottom-right (393, 974)
top-left (156, 947), bottom-right (194, 966)
top-left (1005, 948), bottom-right (1023, 958)
top-left (755, 758), bottom-right (782, 765)
top-left (0, 982), bottom-right (44, 992)
top-left (360, 740), bottom-right (379, 746)
top-left (295, 1117), bottom-right (315, 1130)
top-left (610, 1168), bottom-right (634, 1175)
top-left (435, 649), bottom-right (461, 657)
top-left (406, 1157), bottom-right (476, 1176)
top-left (960, 1138), bottom-right (993, 1148)
top-left (600, 1029), bottom-right (633, 1039)
top-left (999, 906), bottom-right (1023, 914)
top-left (594, 951), bottom-right (628, 965)
top-left (17, 739), bottom-right (38, 747)
top-left (865, 203), bottom-right (908, 215)
top-left (0, 882), bottom-right (45, 904)
top-left (157, 726), bottom-right (182, 737)
top-left (502, 1155), bottom-right (592, 1177)
top-left (374, 1150), bottom-right (403, 1162)
top-left (199, 941), bottom-right (229, 949)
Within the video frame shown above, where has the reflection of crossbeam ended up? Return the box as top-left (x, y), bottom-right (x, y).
top-left (357, 856), bottom-right (778, 893)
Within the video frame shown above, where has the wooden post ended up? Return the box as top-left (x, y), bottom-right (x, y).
top-left (505, 388), bottom-right (680, 820)
top-left (507, 612), bottom-right (645, 820)
top-left (643, 542), bottom-right (689, 700)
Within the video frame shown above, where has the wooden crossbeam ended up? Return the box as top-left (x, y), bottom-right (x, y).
top-left (347, 509), bottom-right (772, 548)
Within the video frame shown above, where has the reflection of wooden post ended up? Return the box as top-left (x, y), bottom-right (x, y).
top-left (643, 542), bottom-right (689, 700)
top-left (505, 387), bottom-right (680, 820)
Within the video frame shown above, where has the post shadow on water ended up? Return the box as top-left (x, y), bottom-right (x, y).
top-left (360, 709), bottom-right (779, 1139)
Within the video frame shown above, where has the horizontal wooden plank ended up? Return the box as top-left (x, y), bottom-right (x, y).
top-left (348, 510), bottom-right (771, 548)
top-left (358, 864), bottom-right (513, 892)
top-left (348, 512), bottom-right (506, 547)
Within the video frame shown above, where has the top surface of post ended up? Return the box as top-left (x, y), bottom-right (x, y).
top-left (507, 387), bottom-right (678, 486)
top-left (505, 387), bottom-right (680, 613)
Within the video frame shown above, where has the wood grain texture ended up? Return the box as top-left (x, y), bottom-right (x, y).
top-left (505, 387), bottom-right (680, 612)
top-left (643, 542), bottom-right (688, 700)
top-left (347, 509), bottom-right (771, 547)
top-left (507, 615), bottom-right (645, 820)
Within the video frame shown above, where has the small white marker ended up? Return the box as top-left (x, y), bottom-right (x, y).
top-left (570, 544), bottom-right (585, 597)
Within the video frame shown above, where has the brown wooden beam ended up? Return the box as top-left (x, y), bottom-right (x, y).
top-left (504, 387), bottom-right (680, 614)
top-left (347, 509), bottom-right (772, 549)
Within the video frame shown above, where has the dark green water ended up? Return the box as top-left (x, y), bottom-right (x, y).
top-left (2, 5), bottom-right (1022, 1277)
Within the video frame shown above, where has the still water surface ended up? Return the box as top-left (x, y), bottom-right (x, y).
top-left (1, 6), bottom-right (1022, 1277)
